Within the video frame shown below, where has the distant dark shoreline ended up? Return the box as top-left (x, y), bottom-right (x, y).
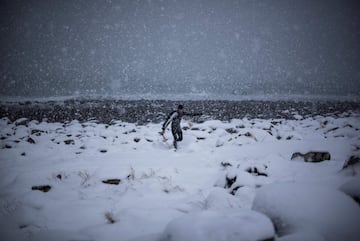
top-left (1, 99), bottom-right (359, 124)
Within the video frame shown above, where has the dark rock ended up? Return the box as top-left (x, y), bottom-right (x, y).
top-left (21, 152), bottom-right (26, 156)
top-left (32, 185), bottom-right (51, 192)
top-left (31, 129), bottom-right (44, 136)
top-left (196, 137), bottom-right (206, 140)
top-left (271, 121), bottom-right (282, 125)
top-left (342, 156), bottom-right (360, 169)
top-left (225, 128), bottom-right (238, 134)
top-left (325, 127), bottom-right (339, 134)
top-left (15, 118), bottom-right (28, 126)
top-left (230, 185), bottom-right (243, 195)
top-left (221, 162), bottom-right (232, 168)
top-left (225, 175), bottom-right (237, 188)
top-left (246, 167), bottom-right (268, 177)
top-left (64, 139), bottom-right (75, 145)
top-left (244, 132), bottom-right (252, 137)
top-left (27, 137), bottom-right (36, 144)
top-left (134, 138), bottom-right (141, 143)
top-left (145, 138), bottom-right (153, 142)
top-left (291, 151), bottom-right (331, 162)
top-left (124, 129), bottom-right (137, 134)
top-left (4, 144), bottom-right (12, 149)
top-left (56, 174), bottom-right (62, 180)
top-left (100, 149), bottom-right (107, 153)
top-left (102, 179), bottom-right (121, 185)
top-left (105, 212), bottom-right (116, 224)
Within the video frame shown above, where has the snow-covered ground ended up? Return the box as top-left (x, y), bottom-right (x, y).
top-left (0, 112), bottom-right (359, 241)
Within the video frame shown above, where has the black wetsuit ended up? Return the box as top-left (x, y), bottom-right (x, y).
top-left (162, 110), bottom-right (201, 148)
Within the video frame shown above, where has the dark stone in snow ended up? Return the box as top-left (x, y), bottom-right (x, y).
top-left (221, 162), bottom-right (232, 168)
top-left (31, 129), bottom-right (44, 136)
top-left (342, 156), bottom-right (360, 169)
top-left (15, 118), bottom-right (28, 126)
top-left (246, 167), bottom-right (268, 177)
top-left (102, 179), bottom-right (121, 185)
top-left (291, 151), bottom-right (331, 162)
top-left (124, 129), bottom-right (137, 134)
top-left (27, 137), bottom-right (36, 144)
top-left (244, 132), bottom-right (253, 137)
top-left (32, 185), bottom-right (51, 192)
top-left (134, 138), bottom-right (141, 143)
top-left (225, 175), bottom-right (237, 189)
top-left (64, 139), bottom-right (75, 145)
top-left (225, 128), bottom-right (238, 134)
top-left (230, 185), bottom-right (243, 195)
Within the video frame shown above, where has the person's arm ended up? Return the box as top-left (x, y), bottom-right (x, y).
top-left (162, 111), bottom-right (178, 133)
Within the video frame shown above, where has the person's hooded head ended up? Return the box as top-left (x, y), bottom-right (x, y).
top-left (177, 104), bottom-right (184, 113)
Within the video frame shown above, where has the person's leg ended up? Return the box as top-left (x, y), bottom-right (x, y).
top-left (177, 129), bottom-right (183, 142)
top-left (171, 128), bottom-right (178, 149)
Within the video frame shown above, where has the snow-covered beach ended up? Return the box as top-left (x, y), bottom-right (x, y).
top-left (1, 100), bottom-right (359, 241)
top-left (1, 98), bottom-right (359, 124)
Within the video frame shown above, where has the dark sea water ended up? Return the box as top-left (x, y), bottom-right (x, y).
top-left (1, 99), bottom-right (359, 124)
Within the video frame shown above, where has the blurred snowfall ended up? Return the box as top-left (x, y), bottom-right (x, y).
top-left (1, 0), bottom-right (360, 99)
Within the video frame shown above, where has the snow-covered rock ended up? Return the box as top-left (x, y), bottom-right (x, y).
top-left (339, 178), bottom-right (360, 205)
top-left (160, 210), bottom-right (275, 241)
top-left (252, 182), bottom-right (360, 241)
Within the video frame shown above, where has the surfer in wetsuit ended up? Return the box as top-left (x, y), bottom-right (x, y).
top-left (161, 104), bottom-right (201, 149)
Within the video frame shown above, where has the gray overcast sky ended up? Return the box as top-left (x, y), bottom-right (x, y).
top-left (1, 0), bottom-right (360, 99)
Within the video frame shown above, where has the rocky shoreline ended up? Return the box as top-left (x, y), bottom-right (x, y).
top-left (1, 99), bottom-right (359, 124)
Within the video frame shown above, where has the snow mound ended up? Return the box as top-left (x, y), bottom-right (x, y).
top-left (339, 178), bottom-right (360, 205)
top-left (203, 187), bottom-right (242, 210)
top-left (252, 182), bottom-right (360, 241)
top-left (160, 210), bottom-right (274, 241)
top-left (277, 229), bottom-right (325, 241)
